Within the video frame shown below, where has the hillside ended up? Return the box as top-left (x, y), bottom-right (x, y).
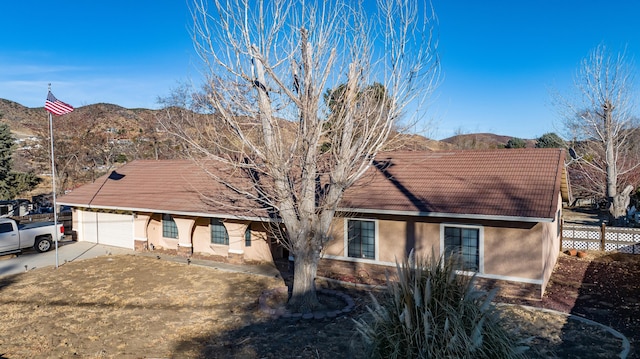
top-left (0, 99), bottom-right (533, 150)
top-left (0, 98), bottom-right (536, 197)
top-left (0, 99), bottom-right (49, 138)
top-left (0, 99), bottom-right (158, 137)
top-left (441, 132), bottom-right (536, 149)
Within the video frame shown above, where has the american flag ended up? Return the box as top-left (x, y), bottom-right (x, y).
top-left (45, 91), bottom-right (74, 116)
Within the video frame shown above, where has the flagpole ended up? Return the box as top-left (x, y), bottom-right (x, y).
top-left (48, 84), bottom-right (60, 269)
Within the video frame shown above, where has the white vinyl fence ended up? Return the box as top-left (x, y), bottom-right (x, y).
top-left (562, 223), bottom-right (640, 254)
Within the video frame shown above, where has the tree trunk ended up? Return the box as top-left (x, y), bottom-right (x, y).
top-left (288, 245), bottom-right (320, 312)
top-left (604, 101), bottom-right (618, 209)
top-left (610, 185), bottom-right (633, 226)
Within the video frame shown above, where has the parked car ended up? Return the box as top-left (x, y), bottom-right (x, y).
top-left (0, 218), bottom-right (64, 255)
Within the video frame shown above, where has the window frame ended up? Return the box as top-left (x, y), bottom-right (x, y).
top-left (0, 222), bottom-right (13, 233)
top-left (244, 225), bottom-right (251, 247)
top-left (344, 218), bottom-right (378, 261)
top-left (162, 214), bottom-right (178, 239)
top-left (210, 218), bottom-right (229, 245)
top-left (439, 223), bottom-right (484, 274)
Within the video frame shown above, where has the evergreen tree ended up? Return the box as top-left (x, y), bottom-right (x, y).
top-left (0, 123), bottom-right (16, 199)
top-left (505, 137), bottom-right (526, 148)
top-left (0, 124), bottom-right (41, 200)
top-left (535, 132), bottom-right (565, 148)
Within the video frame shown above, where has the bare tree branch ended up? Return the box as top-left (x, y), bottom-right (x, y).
top-left (165, 0), bottom-right (439, 311)
top-left (557, 44), bottom-right (640, 224)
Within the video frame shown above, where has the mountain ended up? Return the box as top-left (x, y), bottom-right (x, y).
top-left (0, 99), bottom-right (157, 138)
top-left (0, 99), bottom-right (538, 151)
top-left (0, 98), bottom-right (538, 197)
top-left (441, 132), bottom-right (536, 149)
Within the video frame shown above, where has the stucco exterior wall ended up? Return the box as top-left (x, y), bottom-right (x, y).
top-left (377, 219), bottom-right (410, 262)
top-left (147, 214), bottom-right (178, 250)
top-left (324, 217), bottom-right (440, 262)
top-left (324, 217), bottom-right (345, 256)
top-left (540, 193), bottom-right (563, 292)
top-left (242, 222), bottom-right (274, 263)
top-left (128, 212), bottom-right (275, 264)
top-left (132, 212), bottom-right (151, 251)
top-left (482, 223), bottom-right (542, 280)
top-left (192, 218), bottom-right (226, 257)
top-left (323, 214), bottom-right (552, 297)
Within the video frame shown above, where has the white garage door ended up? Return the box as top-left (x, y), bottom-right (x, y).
top-left (80, 211), bottom-right (134, 249)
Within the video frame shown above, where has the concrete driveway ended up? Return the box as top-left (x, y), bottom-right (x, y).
top-left (0, 241), bottom-right (134, 277)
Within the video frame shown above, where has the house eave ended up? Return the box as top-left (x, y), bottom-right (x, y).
top-left (57, 201), bottom-right (276, 223)
top-left (337, 207), bottom-right (554, 223)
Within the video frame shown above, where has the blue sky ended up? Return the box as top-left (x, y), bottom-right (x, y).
top-left (1, 1), bottom-right (639, 140)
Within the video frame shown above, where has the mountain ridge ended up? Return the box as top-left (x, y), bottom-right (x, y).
top-left (0, 98), bottom-right (536, 146)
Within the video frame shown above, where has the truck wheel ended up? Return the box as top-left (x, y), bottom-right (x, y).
top-left (34, 236), bottom-right (52, 253)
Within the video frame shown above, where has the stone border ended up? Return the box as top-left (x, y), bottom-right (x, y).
top-left (259, 286), bottom-right (356, 320)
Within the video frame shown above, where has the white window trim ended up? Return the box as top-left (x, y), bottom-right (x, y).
top-left (343, 218), bottom-right (379, 262)
top-left (162, 214), bottom-right (179, 239)
top-left (439, 223), bottom-right (484, 274)
top-left (210, 218), bottom-right (229, 246)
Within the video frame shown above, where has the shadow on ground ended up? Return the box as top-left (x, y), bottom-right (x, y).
top-left (565, 253), bottom-right (639, 357)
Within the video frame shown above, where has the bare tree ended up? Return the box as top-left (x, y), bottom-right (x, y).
top-left (558, 44), bottom-right (640, 224)
top-left (166, 0), bottom-right (439, 311)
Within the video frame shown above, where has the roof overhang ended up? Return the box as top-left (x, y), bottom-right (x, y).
top-left (57, 201), bottom-right (277, 223)
top-left (337, 207), bottom-right (554, 223)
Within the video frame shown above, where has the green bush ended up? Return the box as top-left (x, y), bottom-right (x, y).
top-left (354, 252), bottom-right (527, 359)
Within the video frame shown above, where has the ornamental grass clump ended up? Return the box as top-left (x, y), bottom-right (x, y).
top-left (354, 252), bottom-right (527, 358)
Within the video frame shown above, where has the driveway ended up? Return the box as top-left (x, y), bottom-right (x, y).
top-left (0, 240), bottom-right (135, 277)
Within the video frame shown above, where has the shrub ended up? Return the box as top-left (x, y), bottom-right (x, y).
top-left (354, 252), bottom-right (527, 358)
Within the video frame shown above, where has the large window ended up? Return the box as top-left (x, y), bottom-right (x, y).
top-left (162, 214), bottom-right (178, 239)
top-left (211, 219), bottom-right (229, 245)
top-left (443, 226), bottom-right (480, 272)
top-left (347, 219), bottom-right (376, 259)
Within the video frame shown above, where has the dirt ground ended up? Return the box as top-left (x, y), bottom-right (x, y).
top-left (0, 251), bottom-right (636, 358)
top-left (500, 251), bottom-right (639, 358)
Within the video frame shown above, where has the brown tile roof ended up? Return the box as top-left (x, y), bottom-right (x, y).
top-left (58, 148), bottom-right (568, 222)
top-left (340, 148), bottom-right (568, 221)
top-left (57, 160), bottom-right (269, 220)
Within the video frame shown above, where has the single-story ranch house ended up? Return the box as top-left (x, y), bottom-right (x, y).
top-left (58, 148), bottom-right (571, 299)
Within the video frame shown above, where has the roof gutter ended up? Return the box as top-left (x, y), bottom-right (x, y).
top-left (56, 201), bottom-right (278, 223)
top-left (337, 207), bottom-right (554, 223)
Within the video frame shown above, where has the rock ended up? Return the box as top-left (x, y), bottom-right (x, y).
top-left (565, 249), bottom-right (578, 256)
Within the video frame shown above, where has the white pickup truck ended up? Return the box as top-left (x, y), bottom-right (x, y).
top-left (0, 218), bottom-right (64, 255)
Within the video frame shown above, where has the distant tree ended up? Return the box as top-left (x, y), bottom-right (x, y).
top-left (322, 82), bottom-right (393, 152)
top-left (0, 123), bottom-right (16, 199)
top-left (0, 123), bottom-right (41, 199)
top-left (556, 44), bottom-right (640, 224)
top-left (505, 137), bottom-right (526, 148)
top-left (29, 110), bottom-right (114, 191)
top-left (535, 132), bottom-right (565, 148)
top-left (9, 172), bottom-right (41, 197)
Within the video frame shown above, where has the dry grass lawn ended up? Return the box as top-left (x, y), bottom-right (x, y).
top-left (0, 252), bottom-right (632, 358)
top-left (0, 255), bottom-right (284, 358)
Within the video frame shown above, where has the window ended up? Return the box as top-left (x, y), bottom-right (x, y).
top-left (245, 226), bottom-right (251, 247)
top-left (347, 219), bottom-right (376, 259)
top-left (0, 222), bottom-right (13, 233)
top-left (211, 219), bottom-right (229, 245)
top-left (443, 226), bottom-right (480, 272)
top-left (162, 214), bottom-right (178, 239)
